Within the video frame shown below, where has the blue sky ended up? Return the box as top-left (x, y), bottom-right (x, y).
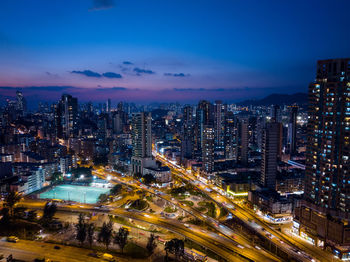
top-left (1, 0), bottom-right (350, 103)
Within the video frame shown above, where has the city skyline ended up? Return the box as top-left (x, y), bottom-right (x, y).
top-left (1, 0), bottom-right (350, 104)
top-left (1, 1), bottom-right (350, 261)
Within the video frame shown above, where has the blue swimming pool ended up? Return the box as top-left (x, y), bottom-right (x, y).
top-left (39, 184), bottom-right (110, 204)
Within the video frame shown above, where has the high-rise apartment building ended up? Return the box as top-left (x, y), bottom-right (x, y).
top-left (260, 122), bottom-right (280, 189)
top-left (214, 100), bottom-right (227, 150)
top-left (107, 98), bottom-right (111, 113)
top-left (194, 100), bottom-right (214, 155)
top-left (294, 59), bottom-right (350, 255)
top-left (202, 126), bottom-right (215, 174)
top-left (131, 112), bottom-right (154, 174)
top-left (224, 111), bottom-right (235, 159)
top-left (237, 118), bottom-right (249, 166)
top-left (181, 106), bottom-right (193, 161)
top-left (55, 94), bottom-right (78, 139)
top-left (288, 105), bottom-right (298, 155)
top-left (16, 91), bottom-right (27, 115)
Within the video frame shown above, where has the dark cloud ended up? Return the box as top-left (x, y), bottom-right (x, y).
top-left (173, 88), bottom-right (226, 92)
top-left (96, 86), bottom-right (127, 91)
top-left (0, 86), bottom-right (74, 91)
top-left (90, 0), bottom-right (114, 10)
top-left (71, 70), bottom-right (123, 79)
top-left (46, 72), bottom-right (59, 77)
top-left (133, 67), bottom-right (155, 75)
top-left (164, 73), bottom-right (190, 77)
top-left (102, 72), bottom-right (122, 78)
top-left (71, 70), bottom-right (102, 78)
top-left (123, 61), bottom-right (133, 65)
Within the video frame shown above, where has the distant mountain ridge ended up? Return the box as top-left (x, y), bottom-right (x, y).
top-left (238, 92), bottom-right (307, 106)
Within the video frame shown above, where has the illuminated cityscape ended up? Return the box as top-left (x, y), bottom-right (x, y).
top-left (0, 1), bottom-right (350, 262)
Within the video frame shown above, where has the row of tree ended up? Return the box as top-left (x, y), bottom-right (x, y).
top-left (75, 214), bottom-right (175, 258)
top-left (75, 214), bottom-right (130, 253)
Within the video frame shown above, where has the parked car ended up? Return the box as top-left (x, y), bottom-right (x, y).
top-left (7, 236), bottom-right (19, 243)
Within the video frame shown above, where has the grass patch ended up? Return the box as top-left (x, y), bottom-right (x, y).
top-left (130, 199), bottom-right (148, 210)
top-left (175, 195), bottom-right (187, 200)
top-left (195, 206), bottom-right (207, 212)
top-left (219, 207), bottom-right (228, 218)
top-left (164, 206), bottom-right (177, 213)
top-left (188, 218), bottom-right (203, 226)
top-left (180, 200), bottom-right (194, 207)
top-left (0, 219), bottom-right (41, 239)
top-left (124, 242), bottom-right (148, 259)
top-left (198, 201), bottom-right (216, 218)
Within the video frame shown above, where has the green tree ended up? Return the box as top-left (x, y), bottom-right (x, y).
top-left (98, 221), bottom-right (113, 250)
top-left (143, 173), bottom-right (156, 185)
top-left (87, 223), bottom-right (95, 248)
top-left (164, 239), bottom-right (184, 261)
top-left (13, 207), bottom-right (26, 218)
top-left (51, 171), bottom-right (63, 183)
top-left (114, 227), bottom-right (129, 253)
top-left (110, 184), bottom-right (122, 195)
top-left (0, 208), bottom-right (10, 224)
top-left (76, 213), bottom-right (87, 245)
top-left (27, 210), bottom-right (38, 221)
top-left (164, 240), bottom-right (174, 261)
top-left (146, 233), bottom-right (157, 256)
top-left (98, 193), bottom-right (108, 202)
top-left (3, 191), bottom-right (22, 217)
top-left (42, 201), bottom-right (57, 221)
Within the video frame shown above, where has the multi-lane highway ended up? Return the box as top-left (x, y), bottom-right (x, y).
top-left (92, 169), bottom-right (281, 261)
top-left (20, 199), bottom-right (278, 262)
top-left (155, 152), bottom-right (338, 262)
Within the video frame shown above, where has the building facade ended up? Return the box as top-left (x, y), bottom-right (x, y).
top-left (294, 58), bottom-right (350, 258)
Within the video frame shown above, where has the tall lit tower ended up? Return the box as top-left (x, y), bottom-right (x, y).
top-left (294, 59), bottom-right (350, 251)
top-left (106, 99), bottom-right (111, 113)
top-left (194, 100), bottom-right (214, 155)
top-left (56, 94), bottom-right (78, 139)
top-left (304, 59), bottom-right (350, 211)
top-left (214, 100), bottom-right (227, 150)
top-left (260, 122), bottom-right (280, 189)
top-left (237, 118), bottom-right (249, 166)
top-left (288, 105), bottom-right (298, 155)
top-left (16, 91), bottom-right (27, 115)
top-left (131, 112), bottom-right (154, 174)
top-left (202, 126), bottom-right (215, 174)
top-left (181, 106), bottom-right (193, 162)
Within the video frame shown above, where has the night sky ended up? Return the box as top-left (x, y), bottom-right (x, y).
top-left (1, 0), bottom-right (350, 104)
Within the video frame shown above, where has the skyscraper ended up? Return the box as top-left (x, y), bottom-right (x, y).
top-left (288, 105), bottom-right (298, 155)
top-left (202, 126), bottom-right (215, 174)
top-left (194, 100), bottom-right (214, 155)
top-left (181, 106), bottom-right (193, 162)
top-left (55, 94), bottom-right (78, 139)
top-left (271, 105), bottom-right (281, 123)
top-left (260, 122), bottom-right (280, 189)
top-left (214, 100), bottom-right (227, 150)
top-left (16, 91), bottom-right (27, 115)
top-left (237, 118), bottom-right (249, 166)
top-left (224, 111), bottom-right (235, 159)
top-left (304, 59), bottom-right (350, 211)
top-left (294, 59), bottom-right (350, 252)
top-left (131, 112), bottom-right (154, 174)
top-left (106, 98), bottom-right (111, 113)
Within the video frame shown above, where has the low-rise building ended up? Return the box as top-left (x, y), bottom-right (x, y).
top-left (143, 165), bottom-right (172, 185)
top-left (249, 189), bottom-right (293, 223)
